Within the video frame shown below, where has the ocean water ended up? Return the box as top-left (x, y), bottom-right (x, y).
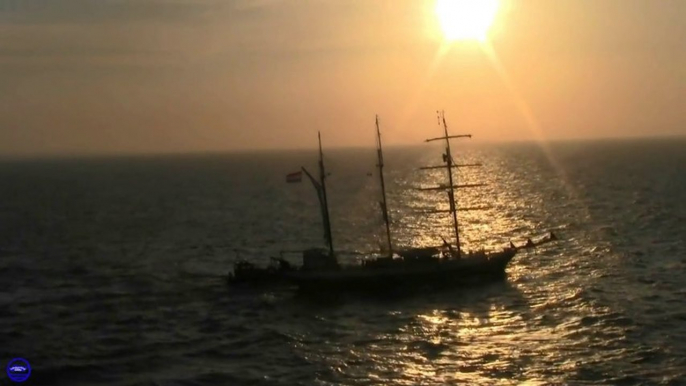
top-left (0, 138), bottom-right (685, 385)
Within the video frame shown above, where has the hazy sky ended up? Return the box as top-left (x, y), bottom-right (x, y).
top-left (0, 0), bottom-right (684, 156)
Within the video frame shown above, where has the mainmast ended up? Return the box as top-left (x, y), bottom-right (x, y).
top-left (376, 115), bottom-right (393, 258)
top-left (422, 111), bottom-right (482, 258)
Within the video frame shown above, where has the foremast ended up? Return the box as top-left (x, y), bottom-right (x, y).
top-left (421, 111), bottom-right (483, 258)
top-left (375, 115), bottom-right (393, 258)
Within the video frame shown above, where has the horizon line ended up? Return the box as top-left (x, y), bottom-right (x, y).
top-left (0, 132), bottom-right (684, 161)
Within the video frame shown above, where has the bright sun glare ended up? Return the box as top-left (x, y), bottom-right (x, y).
top-left (435, 0), bottom-right (500, 41)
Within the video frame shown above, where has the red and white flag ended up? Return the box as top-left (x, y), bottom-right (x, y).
top-left (286, 171), bottom-right (302, 183)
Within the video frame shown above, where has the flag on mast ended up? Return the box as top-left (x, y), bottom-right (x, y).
top-left (286, 171), bottom-right (302, 183)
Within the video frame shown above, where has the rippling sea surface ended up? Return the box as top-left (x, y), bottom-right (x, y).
top-left (1, 138), bottom-right (685, 385)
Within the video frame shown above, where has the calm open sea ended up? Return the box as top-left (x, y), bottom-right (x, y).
top-left (0, 138), bottom-right (685, 385)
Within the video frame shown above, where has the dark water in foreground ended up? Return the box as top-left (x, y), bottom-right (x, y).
top-left (1, 139), bottom-right (685, 385)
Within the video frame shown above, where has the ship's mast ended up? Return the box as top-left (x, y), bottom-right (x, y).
top-left (317, 131), bottom-right (335, 257)
top-left (300, 132), bottom-right (335, 256)
top-left (376, 115), bottom-right (393, 258)
top-left (422, 111), bottom-right (480, 258)
top-left (441, 112), bottom-right (461, 255)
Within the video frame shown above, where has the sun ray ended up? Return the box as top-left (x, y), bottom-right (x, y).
top-left (479, 41), bottom-right (588, 216)
top-left (397, 42), bottom-right (452, 138)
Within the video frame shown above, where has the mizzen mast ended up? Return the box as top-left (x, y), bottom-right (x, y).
top-left (301, 131), bottom-right (335, 257)
top-left (317, 132), bottom-right (334, 257)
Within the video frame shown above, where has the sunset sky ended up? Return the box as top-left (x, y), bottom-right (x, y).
top-left (0, 0), bottom-right (684, 156)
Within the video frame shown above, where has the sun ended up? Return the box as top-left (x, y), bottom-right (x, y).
top-left (435, 0), bottom-right (500, 42)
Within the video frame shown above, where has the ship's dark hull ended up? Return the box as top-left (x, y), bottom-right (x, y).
top-left (227, 270), bottom-right (290, 286)
top-left (288, 248), bottom-right (517, 293)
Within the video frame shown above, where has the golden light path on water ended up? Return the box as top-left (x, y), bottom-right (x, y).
top-left (305, 135), bottom-right (611, 383)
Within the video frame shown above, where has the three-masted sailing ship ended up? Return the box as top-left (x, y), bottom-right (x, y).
top-left (287, 113), bottom-right (518, 291)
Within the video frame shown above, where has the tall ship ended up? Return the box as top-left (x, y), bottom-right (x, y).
top-left (287, 112), bottom-right (518, 292)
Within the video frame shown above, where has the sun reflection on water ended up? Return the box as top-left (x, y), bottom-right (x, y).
top-left (281, 143), bottom-right (659, 385)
